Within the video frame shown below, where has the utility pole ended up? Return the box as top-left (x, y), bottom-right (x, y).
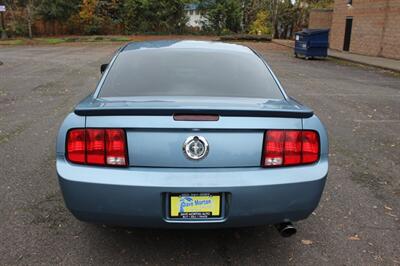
top-left (0, 2), bottom-right (7, 39)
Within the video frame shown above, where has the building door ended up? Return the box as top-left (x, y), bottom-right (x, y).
top-left (343, 17), bottom-right (353, 51)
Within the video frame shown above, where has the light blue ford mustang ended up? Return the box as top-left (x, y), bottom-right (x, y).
top-left (56, 40), bottom-right (328, 236)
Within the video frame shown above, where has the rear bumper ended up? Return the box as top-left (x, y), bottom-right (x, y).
top-left (57, 156), bottom-right (328, 228)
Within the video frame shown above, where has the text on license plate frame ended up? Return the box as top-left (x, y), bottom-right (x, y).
top-left (169, 193), bottom-right (222, 219)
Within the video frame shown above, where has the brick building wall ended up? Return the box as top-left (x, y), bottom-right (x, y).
top-left (330, 0), bottom-right (400, 60)
top-left (380, 0), bottom-right (400, 59)
top-left (309, 9), bottom-right (333, 29)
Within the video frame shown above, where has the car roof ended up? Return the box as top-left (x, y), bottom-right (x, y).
top-left (122, 40), bottom-right (254, 54)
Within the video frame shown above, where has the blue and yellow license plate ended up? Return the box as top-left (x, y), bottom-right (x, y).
top-left (169, 193), bottom-right (221, 219)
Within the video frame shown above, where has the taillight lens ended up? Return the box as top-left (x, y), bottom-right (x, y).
top-left (262, 130), bottom-right (319, 167)
top-left (302, 130), bottom-right (319, 164)
top-left (263, 130), bottom-right (285, 166)
top-left (284, 130), bottom-right (302, 165)
top-left (66, 129), bottom-right (85, 164)
top-left (86, 129), bottom-right (105, 165)
top-left (105, 129), bottom-right (127, 166)
top-left (66, 128), bottom-right (128, 167)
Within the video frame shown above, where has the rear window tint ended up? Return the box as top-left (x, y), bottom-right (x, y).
top-left (99, 49), bottom-right (284, 99)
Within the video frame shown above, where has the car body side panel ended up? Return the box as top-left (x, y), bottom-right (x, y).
top-left (303, 114), bottom-right (329, 157)
top-left (56, 113), bottom-right (85, 155)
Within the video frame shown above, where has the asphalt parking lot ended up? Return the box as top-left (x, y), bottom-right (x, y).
top-left (0, 42), bottom-right (399, 265)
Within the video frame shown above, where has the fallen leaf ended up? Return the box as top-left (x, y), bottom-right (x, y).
top-left (301, 239), bottom-right (313, 245)
top-left (384, 205), bottom-right (393, 211)
top-left (348, 234), bottom-right (360, 241)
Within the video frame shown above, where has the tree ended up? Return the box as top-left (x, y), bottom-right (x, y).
top-left (249, 10), bottom-right (271, 35)
top-left (300, 0), bottom-right (334, 8)
top-left (79, 0), bottom-right (103, 34)
top-left (97, 0), bottom-right (124, 23)
top-left (37, 0), bottom-right (80, 22)
top-left (200, 0), bottom-right (242, 34)
top-left (2, 0), bottom-right (330, 37)
top-left (123, 0), bottom-right (187, 34)
top-left (17, 0), bottom-right (41, 38)
top-left (36, 0), bottom-right (80, 34)
top-left (96, 0), bottom-right (125, 33)
top-left (275, 0), bottom-right (298, 38)
top-left (242, 0), bottom-right (271, 33)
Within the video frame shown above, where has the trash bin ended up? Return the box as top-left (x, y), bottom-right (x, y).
top-left (294, 29), bottom-right (329, 59)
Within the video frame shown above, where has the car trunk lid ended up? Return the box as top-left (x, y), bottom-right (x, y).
top-left (79, 96), bottom-right (310, 168)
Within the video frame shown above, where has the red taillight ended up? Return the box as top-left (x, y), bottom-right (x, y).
top-left (67, 129), bottom-right (86, 164)
top-left (66, 129), bottom-right (128, 167)
top-left (86, 129), bottom-right (105, 165)
top-left (284, 130), bottom-right (302, 165)
top-left (262, 130), bottom-right (319, 167)
top-left (263, 130), bottom-right (285, 166)
top-left (105, 129), bottom-right (127, 166)
top-left (302, 130), bottom-right (319, 164)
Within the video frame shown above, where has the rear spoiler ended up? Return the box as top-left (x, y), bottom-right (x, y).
top-left (74, 108), bottom-right (313, 118)
top-left (74, 95), bottom-right (314, 118)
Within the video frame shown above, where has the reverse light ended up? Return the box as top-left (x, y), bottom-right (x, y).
top-left (105, 129), bottom-right (127, 166)
top-left (66, 128), bottom-right (128, 167)
top-left (262, 130), bottom-right (319, 167)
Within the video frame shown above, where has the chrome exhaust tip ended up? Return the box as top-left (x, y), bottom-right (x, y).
top-left (275, 222), bottom-right (297, 237)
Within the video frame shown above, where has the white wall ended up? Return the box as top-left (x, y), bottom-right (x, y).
top-left (186, 10), bottom-right (208, 29)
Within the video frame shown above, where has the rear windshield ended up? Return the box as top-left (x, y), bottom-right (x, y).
top-left (99, 49), bottom-right (284, 99)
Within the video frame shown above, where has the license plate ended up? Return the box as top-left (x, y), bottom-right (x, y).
top-left (169, 193), bottom-right (221, 219)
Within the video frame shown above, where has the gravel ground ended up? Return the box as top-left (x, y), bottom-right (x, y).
top-left (0, 42), bottom-right (399, 265)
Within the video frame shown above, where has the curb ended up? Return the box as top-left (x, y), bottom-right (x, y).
top-left (272, 40), bottom-right (294, 49)
top-left (327, 54), bottom-right (400, 73)
top-left (272, 40), bottom-right (400, 73)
